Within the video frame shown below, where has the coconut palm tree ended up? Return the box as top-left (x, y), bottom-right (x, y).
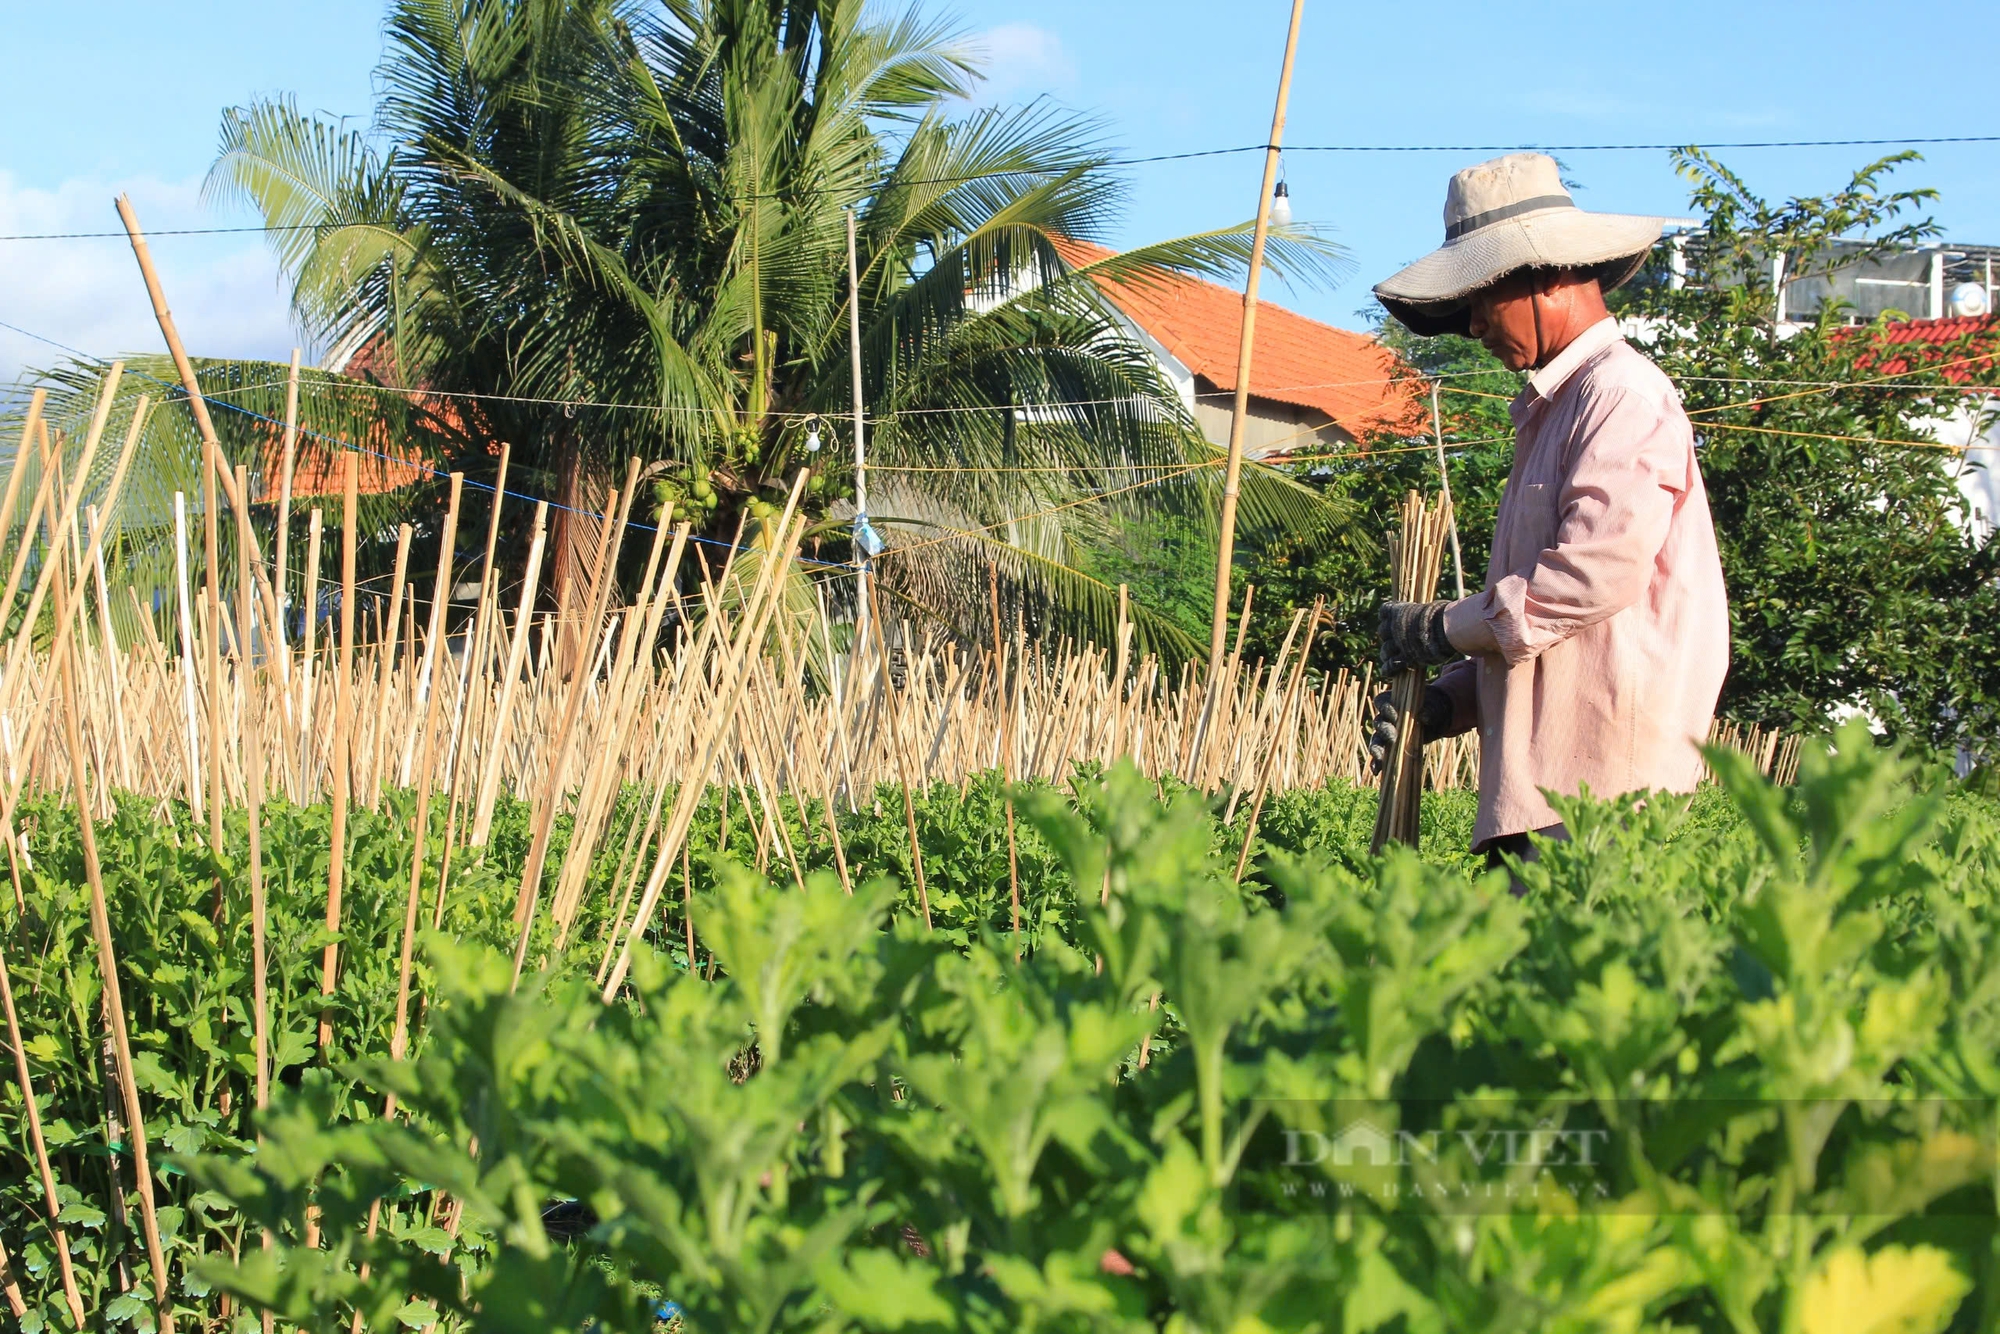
top-left (191, 0), bottom-right (1348, 653)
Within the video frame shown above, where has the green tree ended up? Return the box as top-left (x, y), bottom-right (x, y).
top-left (1618, 150), bottom-right (2000, 753)
top-left (191, 0), bottom-right (1342, 647)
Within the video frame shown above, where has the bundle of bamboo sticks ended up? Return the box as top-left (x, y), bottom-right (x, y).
top-left (1370, 489), bottom-right (1454, 854)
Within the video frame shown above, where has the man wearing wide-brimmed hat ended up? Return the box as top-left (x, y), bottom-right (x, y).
top-left (1367, 152), bottom-right (1729, 876)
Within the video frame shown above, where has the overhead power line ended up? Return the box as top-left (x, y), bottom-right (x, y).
top-left (0, 134), bottom-right (1994, 242)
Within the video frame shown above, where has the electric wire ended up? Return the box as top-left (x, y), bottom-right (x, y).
top-left (1, 135), bottom-right (1995, 242)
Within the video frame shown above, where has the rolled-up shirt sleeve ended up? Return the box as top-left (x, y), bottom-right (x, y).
top-left (1461, 387), bottom-right (1688, 666)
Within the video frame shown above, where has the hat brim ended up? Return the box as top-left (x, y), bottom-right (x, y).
top-left (1373, 208), bottom-right (1664, 337)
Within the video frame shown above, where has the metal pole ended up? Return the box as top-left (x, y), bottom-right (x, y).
top-left (847, 208), bottom-right (869, 645)
top-left (1432, 382), bottom-right (1465, 600)
top-left (1205, 0), bottom-right (1306, 683)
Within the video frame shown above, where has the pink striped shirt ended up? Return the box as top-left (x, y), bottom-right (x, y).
top-left (1435, 318), bottom-right (1730, 848)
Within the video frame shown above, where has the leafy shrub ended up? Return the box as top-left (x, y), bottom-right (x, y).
top-left (71, 725), bottom-right (1992, 1333)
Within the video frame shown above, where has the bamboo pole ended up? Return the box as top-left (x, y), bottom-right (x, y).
top-left (228, 470), bottom-right (272, 1121)
top-left (868, 580), bottom-right (930, 930)
top-left (319, 455), bottom-right (358, 1055)
top-left (274, 349), bottom-right (302, 675)
top-left (987, 564), bottom-right (1019, 943)
top-left (601, 475), bottom-right (810, 1000)
top-left (1430, 382), bottom-right (1466, 600)
top-left (509, 477), bottom-right (627, 985)
top-left (173, 494), bottom-right (204, 821)
top-left (469, 503), bottom-right (550, 848)
top-left (0, 388), bottom-right (45, 569)
top-left (0, 925), bottom-right (87, 1325)
top-left (368, 523), bottom-right (414, 808)
top-left (1235, 600), bottom-right (1322, 881)
top-left (1201, 0), bottom-right (1306, 722)
top-left (0, 418), bottom-right (58, 610)
top-left (297, 508), bottom-right (324, 799)
top-left (118, 199), bottom-right (236, 851)
top-left (56, 562), bottom-right (175, 1331)
top-left (1371, 491), bottom-right (1451, 853)
top-left (0, 363), bottom-right (122, 716)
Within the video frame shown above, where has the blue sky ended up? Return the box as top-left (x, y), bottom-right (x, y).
top-left (4, 0), bottom-right (1995, 381)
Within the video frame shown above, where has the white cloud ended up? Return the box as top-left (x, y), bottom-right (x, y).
top-left (967, 24), bottom-right (1077, 104)
top-left (0, 171), bottom-right (301, 390)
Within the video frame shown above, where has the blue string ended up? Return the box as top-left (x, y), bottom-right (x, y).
top-left (0, 315), bottom-right (857, 574)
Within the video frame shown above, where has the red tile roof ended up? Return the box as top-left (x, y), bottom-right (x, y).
top-left (253, 337), bottom-right (489, 501)
top-left (1055, 238), bottom-right (1425, 442)
top-left (1841, 315), bottom-right (2000, 383)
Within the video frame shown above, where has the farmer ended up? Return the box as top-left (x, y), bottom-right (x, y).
top-left (1366, 152), bottom-right (1729, 878)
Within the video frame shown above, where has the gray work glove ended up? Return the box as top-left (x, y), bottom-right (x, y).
top-left (1378, 599), bottom-right (1456, 676)
top-left (1368, 685), bottom-right (1454, 774)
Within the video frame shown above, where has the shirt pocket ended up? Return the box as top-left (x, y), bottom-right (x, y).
top-left (1495, 480), bottom-right (1562, 574)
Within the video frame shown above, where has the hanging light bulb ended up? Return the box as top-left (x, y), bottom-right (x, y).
top-left (1269, 179), bottom-right (1293, 228)
top-left (805, 417), bottom-right (822, 452)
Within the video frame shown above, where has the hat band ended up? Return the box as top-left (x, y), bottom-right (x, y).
top-left (1444, 194), bottom-right (1574, 241)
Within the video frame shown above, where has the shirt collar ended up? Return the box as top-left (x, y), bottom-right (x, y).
top-left (1523, 317), bottom-right (1622, 402)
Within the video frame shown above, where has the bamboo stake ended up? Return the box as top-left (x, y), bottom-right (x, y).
top-left (602, 476), bottom-right (810, 1000)
top-left (987, 564), bottom-right (1019, 944)
top-left (0, 363), bottom-right (122, 715)
top-left (1371, 491), bottom-right (1451, 854)
top-left (368, 523), bottom-right (414, 808)
top-left (229, 470), bottom-right (272, 1125)
top-left (446, 447), bottom-right (510, 841)
top-left (173, 494), bottom-right (203, 822)
top-left (0, 923), bottom-right (87, 1325)
top-left (320, 455), bottom-right (358, 1055)
top-left (509, 482), bottom-right (625, 985)
top-left (56, 563), bottom-right (174, 1331)
top-left (115, 199), bottom-right (236, 851)
top-left (1203, 0), bottom-right (1305, 685)
top-left (1430, 381), bottom-right (1467, 600)
top-left (0, 388), bottom-right (45, 569)
top-left (273, 350), bottom-right (302, 679)
top-left (297, 508), bottom-right (324, 799)
top-left (0, 417), bottom-right (58, 611)
top-left (868, 581), bottom-right (930, 930)
top-left (470, 503), bottom-right (550, 847)
top-left (1235, 600), bottom-right (1323, 881)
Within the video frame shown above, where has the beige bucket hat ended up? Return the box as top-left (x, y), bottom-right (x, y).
top-left (1373, 152), bottom-right (1665, 336)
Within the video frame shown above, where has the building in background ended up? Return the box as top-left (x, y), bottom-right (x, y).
top-left (1057, 239), bottom-right (1423, 458)
top-left (1666, 232), bottom-right (2000, 326)
top-left (1858, 314), bottom-right (2000, 543)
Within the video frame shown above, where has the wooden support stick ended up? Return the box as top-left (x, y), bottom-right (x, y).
top-left (369, 523), bottom-right (414, 808)
top-left (1200, 0), bottom-right (1304, 726)
top-left (233, 470), bottom-right (270, 1118)
top-left (987, 564), bottom-right (1020, 945)
top-left (297, 508), bottom-right (324, 800)
top-left (320, 455), bottom-right (358, 1055)
top-left (868, 581), bottom-right (930, 930)
top-left (173, 494), bottom-right (204, 822)
top-left (0, 387), bottom-right (45, 569)
top-left (0, 363), bottom-right (122, 715)
top-left (601, 476), bottom-right (810, 1000)
top-left (509, 477), bottom-right (627, 985)
top-left (469, 503), bottom-right (550, 848)
top-left (56, 564), bottom-right (175, 1331)
top-left (1235, 600), bottom-right (1323, 881)
top-left (1370, 491), bottom-right (1451, 854)
top-left (0, 923), bottom-right (87, 1325)
top-left (273, 349), bottom-right (301, 677)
